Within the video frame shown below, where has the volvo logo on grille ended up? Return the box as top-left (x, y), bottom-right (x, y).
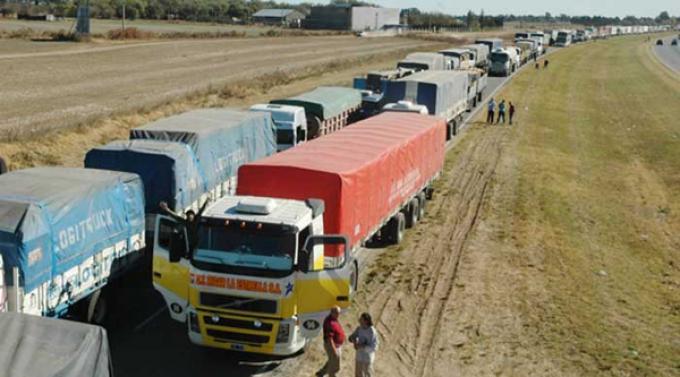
top-left (253, 320), bottom-right (263, 328)
top-left (303, 319), bottom-right (320, 331)
top-left (211, 314), bottom-right (220, 323)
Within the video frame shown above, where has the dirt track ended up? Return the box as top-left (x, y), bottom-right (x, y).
top-left (0, 36), bottom-right (436, 136)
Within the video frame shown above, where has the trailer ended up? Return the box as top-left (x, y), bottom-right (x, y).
top-left (515, 40), bottom-right (537, 63)
top-left (0, 168), bottom-right (145, 323)
top-left (438, 48), bottom-right (475, 70)
top-left (270, 86), bottom-right (362, 140)
top-left (475, 38), bottom-right (504, 54)
top-left (465, 68), bottom-right (488, 110)
top-left (489, 48), bottom-right (518, 76)
top-left (397, 52), bottom-right (448, 71)
top-left (382, 70), bottom-right (469, 140)
top-left (461, 43), bottom-right (490, 70)
top-left (88, 109), bottom-right (276, 216)
top-left (151, 112), bottom-right (446, 356)
top-left (0, 312), bottom-right (113, 377)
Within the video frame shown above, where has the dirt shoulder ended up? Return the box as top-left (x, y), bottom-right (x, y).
top-left (289, 35), bottom-right (679, 377)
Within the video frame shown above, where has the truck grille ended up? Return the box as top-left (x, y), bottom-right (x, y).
top-left (206, 329), bottom-right (270, 345)
top-left (200, 293), bottom-right (277, 314)
top-left (202, 315), bottom-right (273, 332)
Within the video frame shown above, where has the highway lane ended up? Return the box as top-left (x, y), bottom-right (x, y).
top-left (104, 62), bottom-right (524, 377)
top-left (653, 35), bottom-right (680, 72)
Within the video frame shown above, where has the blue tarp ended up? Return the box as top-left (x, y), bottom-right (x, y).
top-left (0, 168), bottom-right (145, 295)
top-left (85, 140), bottom-right (203, 213)
top-left (127, 109), bottom-right (276, 210)
top-left (383, 71), bottom-right (469, 117)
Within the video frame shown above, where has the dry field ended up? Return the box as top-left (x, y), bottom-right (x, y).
top-left (0, 36), bottom-right (436, 139)
top-left (281, 35), bottom-right (679, 377)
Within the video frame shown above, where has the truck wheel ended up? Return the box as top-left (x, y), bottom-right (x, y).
top-left (425, 186), bottom-right (434, 200)
top-left (350, 260), bottom-right (359, 293)
top-left (449, 119), bottom-right (457, 138)
top-left (404, 199), bottom-right (419, 228)
top-left (86, 289), bottom-right (107, 325)
top-left (388, 213), bottom-right (406, 245)
top-left (477, 91), bottom-right (483, 102)
top-left (417, 192), bottom-right (427, 219)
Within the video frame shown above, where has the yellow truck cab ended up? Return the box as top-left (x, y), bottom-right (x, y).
top-left (152, 196), bottom-right (354, 355)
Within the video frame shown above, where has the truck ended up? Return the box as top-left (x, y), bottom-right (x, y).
top-left (397, 52), bottom-right (448, 71)
top-left (86, 109), bottom-right (276, 218)
top-left (151, 111), bottom-right (446, 355)
top-left (465, 68), bottom-right (488, 110)
top-left (0, 312), bottom-right (113, 377)
top-left (489, 48), bottom-right (518, 76)
top-left (555, 30), bottom-right (572, 47)
top-left (270, 86), bottom-right (362, 140)
top-left (0, 167), bottom-right (145, 323)
top-left (530, 31), bottom-right (548, 54)
top-left (250, 104), bottom-right (307, 151)
top-left (438, 48), bottom-right (475, 70)
top-left (512, 45), bottom-right (529, 66)
top-left (545, 29), bottom-right (559, 45)
top-left (462, 43), bottom-right (490, 70)
top-left (515, 39), bottom-right (537, 63)
top-left (352, 68), bottom-right (416, 118)
top-left (382, 70), bottom-right (470, 140)
top-left (475, 38), bottom-right (504, 55)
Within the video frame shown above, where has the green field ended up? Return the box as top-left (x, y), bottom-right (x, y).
top-left (464, 35), bottom-right (679, 375)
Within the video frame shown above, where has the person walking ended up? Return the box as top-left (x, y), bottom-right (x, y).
top-left (509, 102), bottom-right (516, 125)
top-left (486, 98), bottom-right (496, 124)
top-left (317, 306), bottom-right (346, 377)
top-left (159, 197), bottom-right (210, 253)
top-left (349, 313), bottom-right (379, 377)
top-left (497, 100), bottom-right (506, 124)
top-left (0, 156), bottom-right (7, 175)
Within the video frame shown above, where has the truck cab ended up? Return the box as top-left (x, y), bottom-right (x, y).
top-left (489, 49), bottom-right (517, 76)
top-left (152, 196), bottom-right (355, 355)
top-left (382, 100), bottom-right (429, 115)
top-left (250, 104), bottom-right (307, 152)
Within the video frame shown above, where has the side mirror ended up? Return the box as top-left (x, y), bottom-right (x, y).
top-left (303, 235), bottom-right (350, 271)
top-left (169, 230), bottom-right (187, 263)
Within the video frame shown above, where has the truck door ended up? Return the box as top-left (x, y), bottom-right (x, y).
top-left (296, 235), bottom-right (357, 339)
top-left (152, 215), bottom-right (191, 322)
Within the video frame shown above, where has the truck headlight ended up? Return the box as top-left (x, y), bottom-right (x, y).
top-left (189, 312), bottom-right (200, 333)
top-left (276, 323), bottom-right (290, 344)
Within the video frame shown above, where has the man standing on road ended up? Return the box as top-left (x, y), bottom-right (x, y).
top-left (497, 99), bottom-right (507, 124)
top-left (487, 98), bottom-right (496, 124)
top-left (509, 102), bottom-right (516, 125)
top-left (349, 312), bottom-right (379, 377)
top-left (317, 306), bottom-right (345, 377)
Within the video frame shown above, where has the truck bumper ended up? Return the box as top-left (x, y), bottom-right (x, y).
top-left (186, 307), bottom-right (307, 356)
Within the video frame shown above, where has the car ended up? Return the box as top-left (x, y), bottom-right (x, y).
top-left (672, 39), bottom-right (678, 46)
top-left (656, 39), bottom-right (663, 45)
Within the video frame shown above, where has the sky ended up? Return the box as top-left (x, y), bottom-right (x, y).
top-left (287, 1), bottom-right (679, 18)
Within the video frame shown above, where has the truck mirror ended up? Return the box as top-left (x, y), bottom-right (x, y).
top-left (303, 235), bottom-right (349, 271)
top-left (169, 229), bottom-right (187, 263)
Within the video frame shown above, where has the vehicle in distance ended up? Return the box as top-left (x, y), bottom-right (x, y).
top-left (555, 30), bottom-right (572, 47)
top-left (489, 48), bottom-right (518, 76)
top-left (656, 39), bottom-right (663, 45)
top-left (152, 112), bottom-right (446, 356)
top-left (250, 104), bottom-right (307, 152)
top-left (474, 38), bottom-right (504, 54)
top-left (397, 52), bottom-right (448, 71)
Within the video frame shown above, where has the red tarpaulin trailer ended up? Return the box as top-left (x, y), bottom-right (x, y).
top-left (237, 112), bottom-right (447, 256)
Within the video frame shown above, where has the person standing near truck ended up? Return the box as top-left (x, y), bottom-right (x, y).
top-left (497, 100), bottom-right (507, 124)
top-left (509, 102), bottom-right (516, 125)
top-left (487, 98), bottom-right (496, 124)
top-left (349, 313), bottom-right (379, 377)
top-left (317, 306), bottom-right (346, 377)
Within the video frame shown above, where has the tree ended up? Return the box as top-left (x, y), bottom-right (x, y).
top-left (656, 11), bottom-right (670, 23)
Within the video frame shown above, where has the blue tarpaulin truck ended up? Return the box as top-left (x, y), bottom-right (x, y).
top-left (0, 167), bottom-right (145, 323)
top-left (86, 109), bottom-right (277, 215)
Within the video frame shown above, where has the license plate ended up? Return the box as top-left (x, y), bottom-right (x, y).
top-left (230, 343), bottom-right (245, 351)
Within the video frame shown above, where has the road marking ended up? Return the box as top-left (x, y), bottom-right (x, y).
top-left (133, 305), bottom-right (167, 332)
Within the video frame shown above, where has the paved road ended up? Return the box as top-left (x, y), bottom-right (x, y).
top-left (105, 62), bottom-right (524, 377)
top-left (653, 35), bottom-right (680, 72)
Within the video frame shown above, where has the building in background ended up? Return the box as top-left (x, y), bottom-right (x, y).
top-left (252, 8), bottom-right (305, 28)
top-left (305, 4), bottom-right (400, 31)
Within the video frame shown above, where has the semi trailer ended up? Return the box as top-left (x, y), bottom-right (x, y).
top-left (465, 68), bottom-right (488, 110)
top-left (475, 38), bottom-right (504, 54)
top-left (86, 109), bottom-right (277, 245)
top-left (462, 43), bottom-right (490, 70)
top-left (0, 168), bottom-right (145, 323)
top-left (438, 48), bottom-right (475, 70)
top-left (530, 31), bottom-right (549, 53)
top-left (270, 86), bottom-right (362, 140)
top-left (397, 52), bottom-right (448, 71)
top-left (382, 70), bottom-right (470, 140)
top-left (151, 112), bottom-right (446, 355)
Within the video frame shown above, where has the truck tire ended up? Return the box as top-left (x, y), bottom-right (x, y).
top-left (86, 289), bottom-right (107, 325)
top-left (477, 91), bottom-right (483, 102)
top-left (417, 192), bottom-right (427, 220)
top-left (404, 199), bottom-right (419, 228)
top-left (388, 213), bottom-right (406, 245)
top-left (425, 186), bottom-right (434, 200)
top-left (308, 116), bottom-right (322, 139)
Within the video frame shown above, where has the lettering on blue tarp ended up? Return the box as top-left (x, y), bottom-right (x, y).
top-left (57, 209), bottom-right (114, 250)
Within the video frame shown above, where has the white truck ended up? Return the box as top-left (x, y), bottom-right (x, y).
top-left (489, 48), bottom-right (518, 76)
top-left (438, 48), bottom-right (475, 70)
top-left (530, 31), bottom-right (548, 54)
top-left (250, 104), bottom-right (307, 152)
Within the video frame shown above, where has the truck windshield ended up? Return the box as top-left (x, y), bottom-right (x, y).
top-left (490, 53), bottom-right (508, 63)
top-left (277, 129), bottom-right (294, 145)
top-left (192, 223), bottom-right (296, 276)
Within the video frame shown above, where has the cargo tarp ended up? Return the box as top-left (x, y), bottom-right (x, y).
top-left (237, 112), bottom-right (446, 256)
top-left (270, 87), bottom-right (362, 120)
top-left (85, 140), bottom-right (204, 213)
top-left (397, 52), bottom-right (446, 70)
top-left (129, 109), bottom-right (276, 207)
top-left (0, 312), bottom-right (112, 377)
top-left (384, 70), bottom-right (469, 117)
top-left (0, 168), bottom-right (145, 293)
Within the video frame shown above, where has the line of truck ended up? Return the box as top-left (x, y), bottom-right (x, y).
top-left (0, 25), bottom-right (666, 361)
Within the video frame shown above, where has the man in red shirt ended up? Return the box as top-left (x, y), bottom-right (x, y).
top-left (316, 306), bottom-right (345, 377)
